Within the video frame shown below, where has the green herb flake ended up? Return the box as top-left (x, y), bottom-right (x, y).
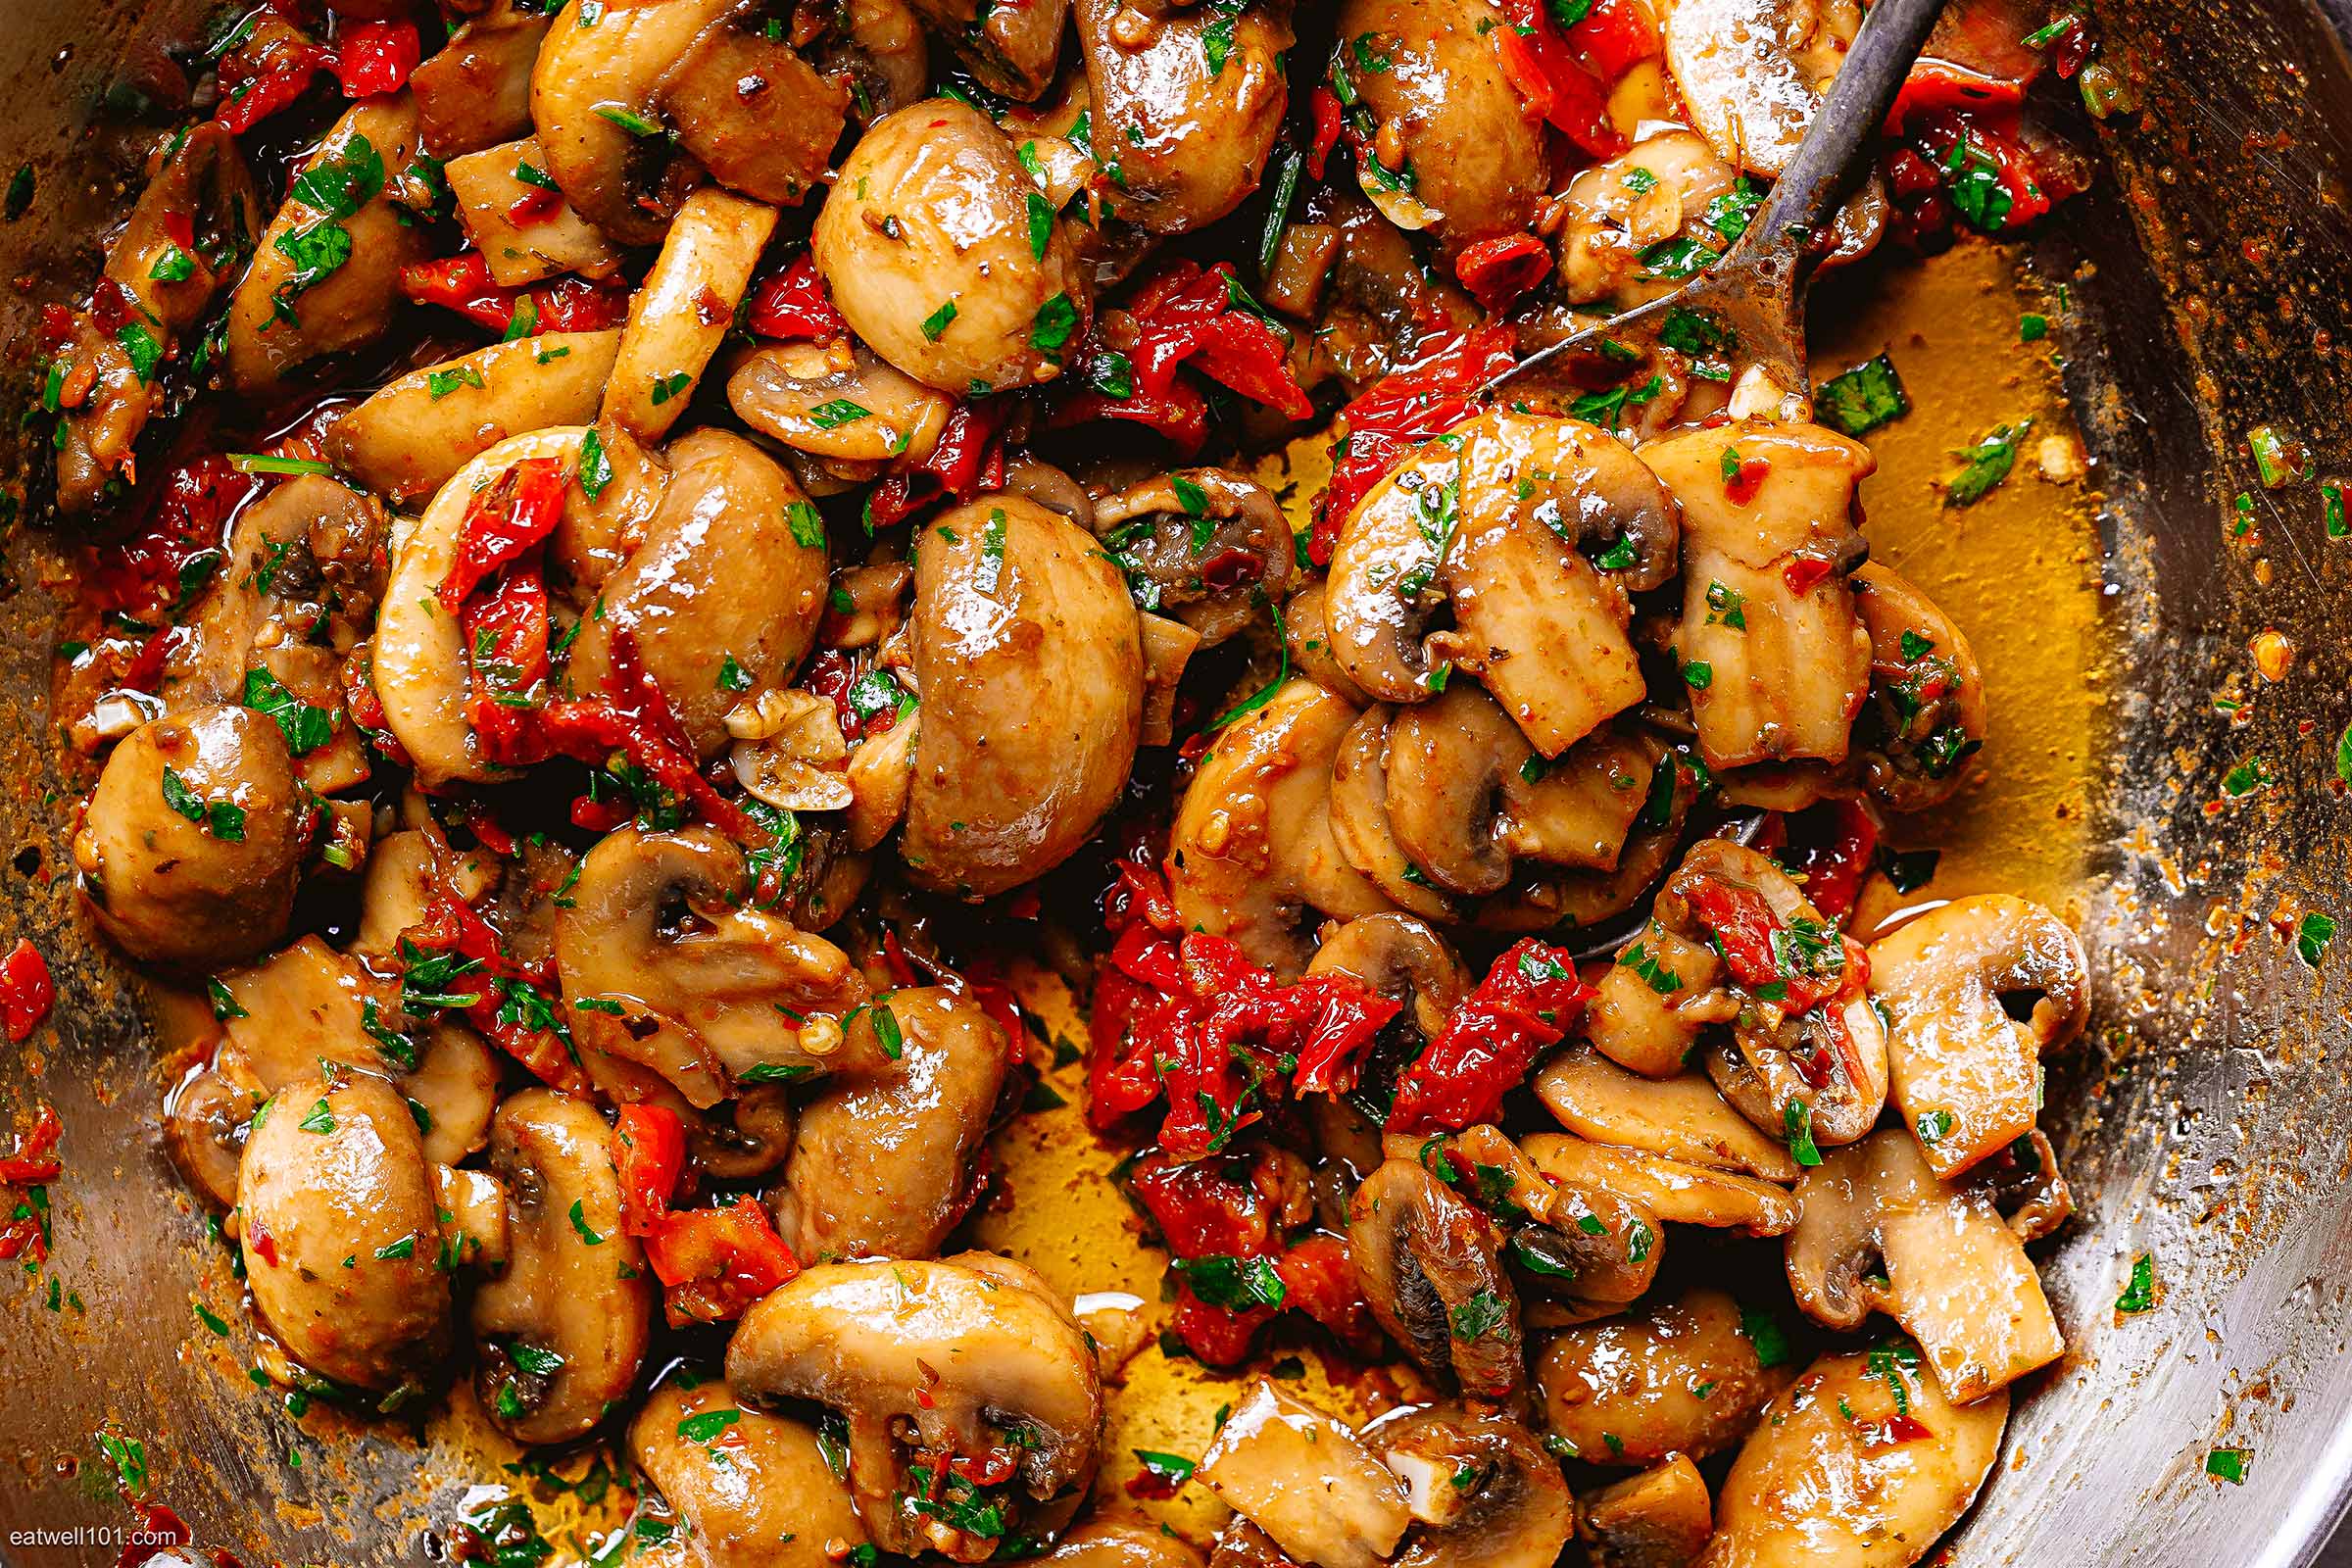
top-left (160, 767), bottom-right (245, 841)
top-left (2297, 910), bottom-right (2335, 967)
top-left (1816, 354), bottom-right (1911, 436)
top-left (206, 978), bottom-right (249, 1022)
top-left (1944, 420), bottom-right (2031, 508)
top-left (808, 397), bottom-right (870, 430)
top-left (2206, 1447), bottom-right (2249, 1485)
top-left (297, 1099), bottom-right (335, 1136)
top-left (576, 426), bottom-right (612, 499)
top-left (1449, 1287), bottom-right (1509, 1342)
top-left (2114, 1251), bottom-right (2156, 1314)
top-left (921, 299), bottom-right (959, 342)
top-left (1030, 291), bottom-right (1080, 356)
top-left (1784, 1098), bottom-right (1822, 1167)
top-left (649, 369), bottom-right (693, 407)
top-left (567, 1199), bottom-right (605, 1247)
top-left (3, 165), bottom-right (31, 222)
top-left (676, 1407), bottom-right (742, 1444)
top-left (594, 103), bottom-right (664, 138)
top-left (243, 666), bottom-right (335, 755)
top-left (1132, 1448), bottom-right (1197, 1486)
top-left (1915, 1107), bottom-right (1956, 1145)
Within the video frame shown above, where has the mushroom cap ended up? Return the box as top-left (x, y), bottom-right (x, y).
top-left (903, 494), bottom-right (1143, 898)
top-left (238, 1072), bottom-right (450, 1393)
top-left (628, 1379), bottom-right (865, 1568)
top-left (1534, 1287), bottom-right (1795, 1469)
top-left (471, 1089), bottom-right (654, 1445)
top-left (1364, 1402), bottom-right (1573, 1568)
top-left (1197, 1379), bottom-right (1409, 1568)
top-left (1091, 468), bottom-right (1297, 645)
top-left (531, 0), bottom-right (730, 245)
top-left (1348, 1158), bottom-right (1522, 1397)
top-left (725, 1253), bottom-right (1102, 1535)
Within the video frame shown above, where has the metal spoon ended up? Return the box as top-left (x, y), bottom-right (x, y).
top-left (1482, 0), bottom-right (1952, 403)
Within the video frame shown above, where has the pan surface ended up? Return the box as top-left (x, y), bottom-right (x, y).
top-left (0, 0), bottom-right (2350, 1562)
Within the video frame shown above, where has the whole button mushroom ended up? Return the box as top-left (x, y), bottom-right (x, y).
top-left (237, 1072), bottom-right (451, 1394)
top-left (627, 1378), bottom-right (866, 1567)
top-left (813, 99), bottom-right (1091, 397)
top-left (898, 496), bottom-right (1144, 899)
top-left (471, 1090), bottom-right (655, 1446)
top-left (74, 704), bottom-right (307, 970)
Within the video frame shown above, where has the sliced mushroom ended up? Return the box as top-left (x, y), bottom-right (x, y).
top-left (730, 688), bottom-right (857, 811)
top-left (412, 1), bottom-right (550, 159)
top-left (816, 0), bottom-right (932, 122)
top-left (1169, 680), bottom-right (1397, 978)
top-left (1521, 1132), bottom-right (1798, 1237)
top-left (1138, 611), bottom-right (1202, 748)
top-left (1348, 1157), bottom-right (1520, 1397)
top-left (1093, 467), bottom-right (1297, 644)
top-left (1284, 580), bottom-right (1370, 706)
top-left (355, 827), bottom-right (500, 958)
top-left (654, 1), bottom-right (851, 208)
top-left (1556, 129), bottom-right (1742, 311)
top-left (472, 1089), bottom-right (654, 1446)
top-left (628, 1379), bottom-right (865, 1567)
top-left (227, 97), bottom-right (433, 397)
top-left (1533, 1287), bottom-right (1795, 1469)
top-left (556, 826), bottom-right (868, 1107)
top-left (567, 428), bottom-right (830, 757)
top-left (530, 0), bottom-right (732, 245)
top-left (1306, 912), bottom-right (1471, 1050)
top-left (1367, 1403), bottom-right (1573, 1568)
top-left (1329, 0), bottom-right (1546, 251)
top-left (1871, 895), bottom-right (2087, 1180)
top-left (904, 0), bottom-right (1068, 101)
top-left (326, 330), bottom-right (622, 505)
top-left (1655, 840), bottom-right (1888, 1150)
top-left (443, 135), bottom-right (623, 289)
top-left (1327, 703), bottom-right (1464, 923)
top-left (1582, 915), bottom-right (1723, 1079)
top-left (237, 1071), bottom-right (450, 1394)
top-left (814, 99), bottom-right (1089, 395)
top-left (1849, 564), bottom-right (1989, 810)
top-left (1037, 1520), bottom-right (1206, 1568)
top-left (374, 427), bottom-right (584, 786)
top-left (726, 1253), bottom-right (1102, 1558)
top-left (1326, 410), bottom-right (1677, 757)
top-left (1785, 1128), bottom-right (2063, 1405)
top-left (54, 123), bottom-right (261, 513)
top-left (1698, 1341), bottom-right (2008, 1568)
top-left (1578, 1455), bottom-right (1713, 1568)
top-left (727, 336), bottom-right (955, 465)
top-left (773, 987), bottom-right (1007, 1260)
top-left (901, 496), bottom-right (1143, 898)
top-left (1076, 0), bottom-right (1293, 235)
top-left (1534, 1047), bottom-right (1801, 1181)
top-left (606, 189), bottom-right (780, 445)
top-left (1640, 420), bottom-right (1873, 771)
top-left (1196, 1379), bottom-right (1409, 1568)
top-left (73, 705), bottom-right (306, 969)
top-left (164, 1066), bottom-right (255, 1210)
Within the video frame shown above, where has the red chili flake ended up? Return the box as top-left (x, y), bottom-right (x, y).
top-left (1782, 556), bottom-right (1835, 595)
top-left (247, 1223), bottom-right (279, 1269)
top-left (745, 253), bottom-right (848, 341)
top-left (327, 19), bottom-right (421, 99)
top-left (0, 1102), bottom-right (64, 1184)
top-left (0, 942), bottom-right (56, 1046)
top-left (1724, 449), bottom-right (1772, 506)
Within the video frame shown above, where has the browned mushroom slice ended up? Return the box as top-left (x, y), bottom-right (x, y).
top-left (902, 496), bottom-right (1143, 898)
top-left (1283, 580), bottom-right (1371, 706)
top-left (1039, 1521), bottom-right (1207, 1568)
top-left (1850, 564), bottom-right (1989, 810)
top-left (1521, 1133), bottom-right (1798, 1237)
top-left (907, 0), bottom-right (1069, 100)
top-left (1556, 129), bottom-right (1742, 312)
top-left (1872, 895), bottom-right (2089, 1180)
top-left (728, 336), bottom-right (956, 466)
top-left (1327, 703), bottom-right (1465, 923)
top-left (412, 1), bottom-right (548, 158)
top-left (238, 1071), bottom-right (451, 1395)
top-left (1322, 443), bottom-right (1462, 701)
top-left (1661, 0), bottom-right (1860, 179)
top-left (1169, 679), bottom-right (1397, 978)
top-left (1368, 1404), bottom-right (1572, 1568)
top-left (772, 987), bottom-right (1007, 1260)
top-left (472, 1089), bottom-right (654, 1445)
top-left (726, 1253), bottom-right (1102, 1559)
top-left (555, 826), bottom-right (869, 1106)
top-left (1197, 1380), bottom-right (1409, 1568)
top-left (1534, 1287), bottom-right (1796, 1470)
top-left (531, 0), bottom-right (731, 246)
top-left (1306, 912), bottom-right (1471, 1048)
top-left (1985, 1127), bottom-right (2073, 1242)
top-left (443, 136), bottom-right (623, 287)
top-left (1093, 467), bottom-right (1298, 644)
top-left (1579, 1455), bottom-right (1712, 1568)
top-left (1076, 0), bottom-right (1293, 235)
top-left (1583, 914), bottom-right (1725, 1080)
top-left (604, 189), bottom-right (780, 445)
top-left (1639, 421), bottom-right (1873, 772)
top-left (1784, 1128), bottom-right (2063, 1404)
top-left (1139, 612), bottom-right (1203, 748)
top-left (1348, 1157), bottom-right (1522, 1396)
top-left (1535, 1047), bottom-right (1800, 1181)
top-left (654, 1), bottom-right (850, 208)
top-left (628, 1379), bottom-right (866, 1565)
top-left (1700, 1341), bottom-right (2008, 1568)
top-left (54, 122), bottom-right (261, 513)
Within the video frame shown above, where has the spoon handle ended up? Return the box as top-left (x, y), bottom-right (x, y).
top-left (1748, 0), bottom-right (1953, 258)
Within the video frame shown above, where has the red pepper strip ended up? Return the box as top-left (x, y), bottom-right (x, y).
top-left (1307, 87), bottom-right (1345, 180)
top-left (328, 19), bottom-right (421, 99)
top-left (439, 457), bottom-right (567, 615)
top-left (1777, 799), bottom-right (1879, 920)
top-left (1567, 0), bottom-right (1662, 79)
top-left (1310, 322), bottom-right (1516, 565)
top-left (541, 628), bottom-right (763, 843)
top-left (1275, 1232), bottom-right (1384, 1357)
top-left (0, 1102), bottom-right (63, 1184)
top-left (644, 1196), bottom-right (802, 1326)
top-left (1044, 382), bottom-right (1209, 456)
top-left (216, 51), bottom-right (331, 135)
top-left (1388, 940), bottom-right (1593, 1133)
top-left (1886, 60), bottom-right (2029, 130)
top-left (0, 943), bottom-right (54, 1047)
top-left (1907, 110), bottom-right (2052, 229)
top-left (1783, 556), bottom-right (1835, 596)
top-left (745, 253), bottom-right (849, 341)
top-left (864, 395), bottom-right (1010, 527)
top-left (400, 251), bottom-right (630, 335)
top-left (1131, 1152), bottom-right (1280, 1363)
top-left (1086, 963), bottom-right (1168, 1128)
top-left (1489, 0), bottom-right (1624, 157)
top-left (1453, 233), bottom-right (1552, 312)
top-left (462, 563), bottom-right (554, 766)
top-left (401, 893), bottom-right (590, 1094)
top-left (86, 455), bottom-right (261, 617)
top-left (612, 1103), bottom-right (687, 1238)
top-left (1864, 1412), bottom-right (1936, 1447)
top-left (1679, 878), bottom-right (1856, 1016)
top-left (1128, 261), bottom-right (1314, 421)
